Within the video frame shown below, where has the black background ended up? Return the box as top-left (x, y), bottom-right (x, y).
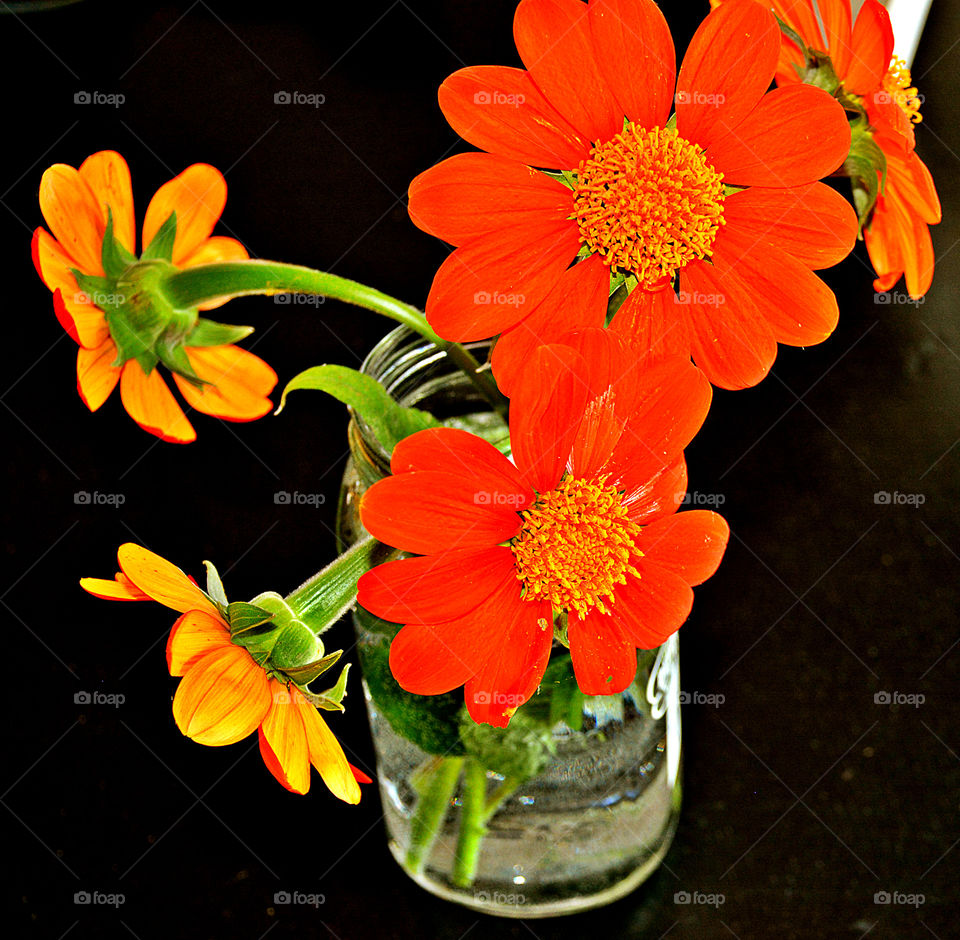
top-left (3, 1), bottom-right (959, 937)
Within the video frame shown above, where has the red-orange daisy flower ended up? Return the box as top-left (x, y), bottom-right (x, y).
top-left (33, 151), bottom-right (277, 443)
top-left (408, 0), bottom-right (857, 391)
top-left (767, 0), bottom-right (941, 297)
top-left (357, 329), bottom-right (729, 727)
top-left (81, 544), bottom-right (369, 801)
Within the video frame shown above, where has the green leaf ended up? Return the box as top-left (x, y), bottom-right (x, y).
top-left (276, 364), bottom-right (440, 453)
top-left (142, 210), bottom-right (177, 262)
top-left (458, 710), bottom-right (555, 780)
top-left (356, 613), bottom-right (464, 756)
top-left (186, 317), bottom-right (255, 347)
top-left (203, 560), bottom-right (228, 607)
top-left (101, 208), bottom-right (136, 278)
top-left (227, 601), bottom-right (275, 636)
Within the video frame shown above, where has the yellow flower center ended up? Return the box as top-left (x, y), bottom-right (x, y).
top-left (511, 476), bottom-right (643, 619)
top-left (572, 124), bottom-right (726, 288)
top-left (882, 56), bottom-right (923, 125)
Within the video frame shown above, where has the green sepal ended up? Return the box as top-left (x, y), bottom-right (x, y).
top-left (269, 620), bottom-right (323, 670)
top-left (842, 123), bottom-right (888, 234)
top-left (101, 208), bottom-right (136, 279)
top-left (226, 601), bottom-right (275, 636)
top-left (186, 317), bottom-right (255, 348)
top-left (285, 649), bottom-right (342, 688)
top-left (310, 662), bottom-right (352, 712)
top-left (203, 560), bottom-right (228, 608)
top-left (156, 336), bottom-right (202, 385)
top-left (276, 364), bottom-right (441, 454)
top-left (141, 210), bottom-right (177, 262)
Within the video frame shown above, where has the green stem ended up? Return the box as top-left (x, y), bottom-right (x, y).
top-left (452, 757), bottom-right (489, 888)
top-left (284, 534), bottom-right (393, 635)
top-left (163, 260), bottom-right (507, 416)
top-left (483, 774), bottom-right (522, 824)
top-left (406, 756), bottom-right (464, 876)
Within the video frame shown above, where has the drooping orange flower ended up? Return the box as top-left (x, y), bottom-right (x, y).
top-left (768, 0), bottom-right (941, 297)
top-left (358, 329), bottom-right (729, 727)
top-left (81, 544), bottom-right (368, 802)
top-left (408, 0), bottom-right (857, 391)
top-left (33, 151), bottom-right (277, 442)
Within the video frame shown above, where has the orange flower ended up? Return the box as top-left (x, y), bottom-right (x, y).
top-left (408, 0), bottom-right (857, 391)
top-left (81, 544), bottom-right (368, 802)
top-left (769, 0), bottom-right (941, 297)
top-left (33, 151), bottom-right (277, 442)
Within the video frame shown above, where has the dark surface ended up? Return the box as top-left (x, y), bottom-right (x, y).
top-left (2, 1), bottom-right (958, 937)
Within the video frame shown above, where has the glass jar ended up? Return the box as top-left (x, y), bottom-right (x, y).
top-left (338, 326), bottom-right (683, 918)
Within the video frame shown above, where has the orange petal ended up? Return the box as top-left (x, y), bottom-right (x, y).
top-left (117, 543), bottom-right (219, 616)
top-left (173, 346), bottom-right (277, 422)
top-left (78, 151), bottom-right (136, 255)
top-left (258, 680), bottom-right (312, 794)
top-left (172, 645), bottom-right (271, 747)
top-left (142, 164), bottom-right (227, 265)
top-left (119, 361), bottom-right (196, 443)
top-left (77, 338), bottom-right (121, 411)
top-left (34, 227), bottom-right (110, 348)
top-left (844, 0), bottom-right (894, 93)
top-left (818, 0), bottom-right (852, 79)
top-left (179, 236), bottom-right (250, 310)
top-left (79, 573), bottom-right (151, 602)
top-left (166, 609), bottom-right (231, 677)
top-left (38, 163), bottom-right (106, 274)
top-left (298, 691), bottom-right (361, 804)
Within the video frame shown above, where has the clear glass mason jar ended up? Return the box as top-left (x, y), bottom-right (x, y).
top-left (337, 326), bottom-right (683, 919)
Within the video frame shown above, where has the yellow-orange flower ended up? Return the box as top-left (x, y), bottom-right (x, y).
top-left (81, 544), bottom-right (366, 802)
top-left (33, 151), bottom-right (277, 443)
